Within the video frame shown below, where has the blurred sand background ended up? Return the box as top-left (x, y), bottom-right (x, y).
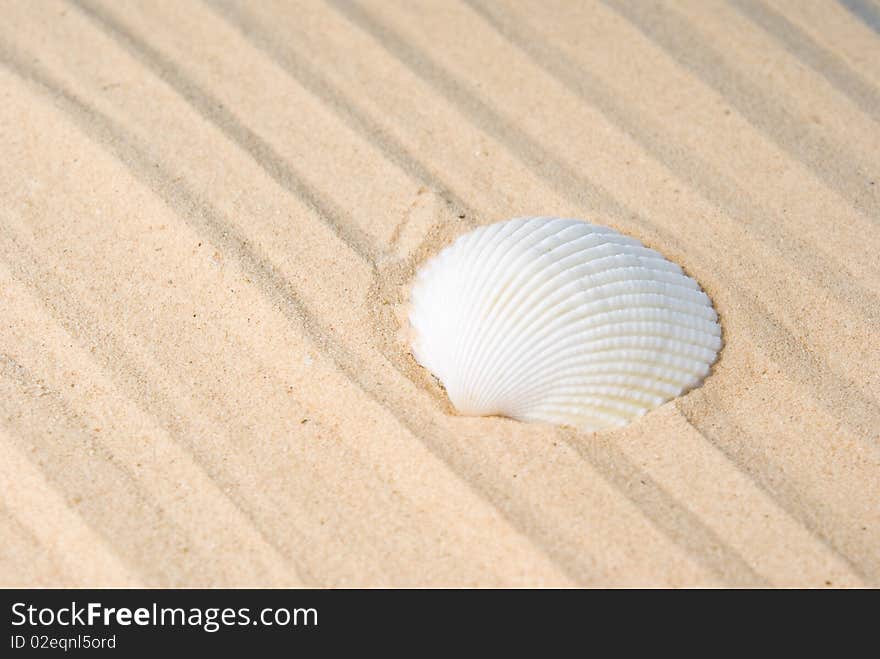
top-left (1, 0), bottom-right (878, 587)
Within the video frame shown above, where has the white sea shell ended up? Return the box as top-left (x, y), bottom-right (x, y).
top-left (408, 217), bottom-right (721, 432)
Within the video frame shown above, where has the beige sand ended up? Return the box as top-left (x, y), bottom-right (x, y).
top-left (0, 0), bottom-right (878, 587)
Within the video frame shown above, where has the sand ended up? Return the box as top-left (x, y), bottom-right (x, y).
top-left (0, 0), bottom-right (878, 588)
